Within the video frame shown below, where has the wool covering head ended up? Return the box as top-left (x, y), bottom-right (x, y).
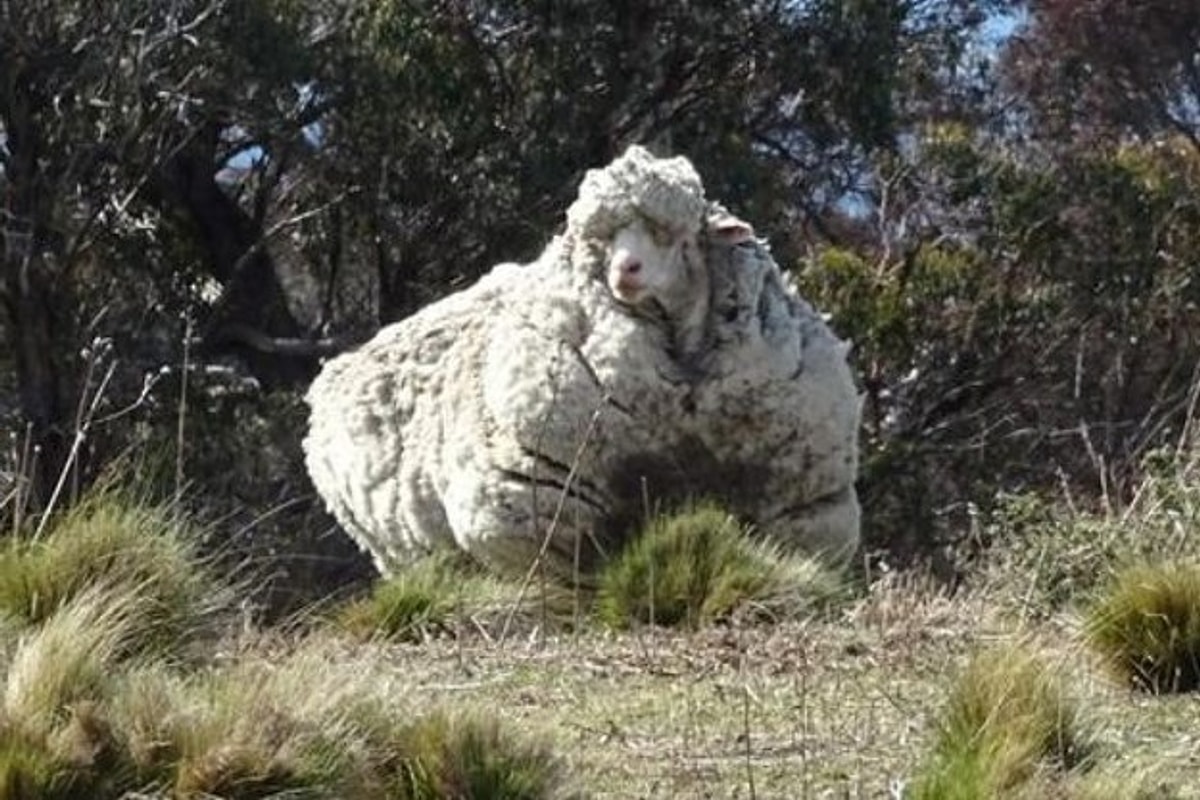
top-left (565, 145), bottom-right (709, 242)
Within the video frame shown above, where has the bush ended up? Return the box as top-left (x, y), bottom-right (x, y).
top-left (595, 501), bottom-right (844, 629)
top-left (979, 440), bottom-right (1200, 614)
top-left (800, 136), bottom-right (1200, 567)
top-left (910, 642), bottom-right (1091, 799)
top-left (1086, 561), bottom-right (1200, 693)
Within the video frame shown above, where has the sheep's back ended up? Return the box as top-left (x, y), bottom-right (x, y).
top-left (303, 263), bottom-right (526, 572)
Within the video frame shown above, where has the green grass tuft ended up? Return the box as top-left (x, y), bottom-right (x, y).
top-left (335, 551), bottom-right (470, 641)
top-left (910, 642), bottom-right (1090, 799)
top-left (0, 490), bottom-right (227, 654)
top-left (595, 501), bottom-right (844, 629)
top-left (332, 549), bottom-right (533, 641)
top-left (1085, 561), bottom-right (1200, 693)
top-left (0, 730), bottom-right (78, 800)
top-left (385, 712), bottom-right (567, 799)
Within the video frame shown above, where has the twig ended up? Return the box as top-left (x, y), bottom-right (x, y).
top-left (499, 401), bottom-right (606, 645)
top-left (742, 685), bottom-right (758, 800)
top-left (33, 359), bottom-right (116, 540)
top-left (175, 312), bottom-right (191, 508)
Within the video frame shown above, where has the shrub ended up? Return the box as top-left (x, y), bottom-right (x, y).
top-left (595, 501), bottom-right (844, 629)
top-left (910, 642), bottom-right (1091, 799)
top-left (980, 441), bottom-right (1200, 614)
top-left (1086, 561), bottom-right (1200, 693)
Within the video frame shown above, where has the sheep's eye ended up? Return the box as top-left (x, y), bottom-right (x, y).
top-left (647, 222), bottom-right (676, 247)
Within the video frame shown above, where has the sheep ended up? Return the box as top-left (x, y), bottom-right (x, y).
top-left (303, 145), bottom-right (861, 580)
top-left (690, 212), bottom-right (862, 562)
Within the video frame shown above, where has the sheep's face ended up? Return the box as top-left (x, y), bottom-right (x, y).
top-left (606, 217), bottom-right (698, 308)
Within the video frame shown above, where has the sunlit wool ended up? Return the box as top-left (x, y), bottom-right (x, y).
top-left (304, 145), bottom-right (861, 578)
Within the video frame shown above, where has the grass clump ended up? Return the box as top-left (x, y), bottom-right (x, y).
top-left (910, 642), bottom-right (1091, 799)
top-left (0, 596), bottom-right (570, 798)
top-left (333, 550), bottom-right (519, 641)
top-left (0, 489), bottom-right (226, 653)
top-left (0, 584), bottom-right (155, 799)
top-left (112, 648), bottom-right (380, 796)
top-left (384, 712), bottom-right (567, 799)
top-left (0, 732), bottom-right (82, 800)
top-left (1085, 561), bottom-right (1200, 693)
top-left (595, 501), bottom-right (844, 629)
top-left (0, 490), bottom-right (571, 798)
top-left (109, 640), bottom-right (570, 799)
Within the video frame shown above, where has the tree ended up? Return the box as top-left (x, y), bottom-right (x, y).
top-left (1004, 0), bottom-right (1200, 149)
top-left (0, 0), bottom-right (1003, 586)
top-left (0, 0), bottom-right (341, 505)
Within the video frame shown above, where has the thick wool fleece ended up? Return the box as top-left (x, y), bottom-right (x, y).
top-left (304, 146), bottom-right (861, 579)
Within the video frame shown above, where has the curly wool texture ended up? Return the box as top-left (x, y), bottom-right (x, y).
top-left (304, 146), bottom-right (860, 578)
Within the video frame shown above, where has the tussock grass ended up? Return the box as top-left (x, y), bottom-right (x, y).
top-left (0, 583), bottom-right (154, 799)
top-left (595, 501), bottom-right (845, 629)
top-left (382, 711), bottom-right (568, 799)
top-left (3, 584), bottom-right (145, 736)
top-left (108, 638), bottom-right (569, 798)
top-left (0, 490), bottom-right (228, 653)
top-left (332, 549), bottom-right (543, 641)
top-left (910, 641), bottom-right (1091, 799)
top-left (0, 489), bottom-right (571, 798)
top-left (333, 551), bottom-right (492, 642)
top-left (0, 588), bottom-right (570, 798)
top-left (1086, 561), bottom-right (1200, 693)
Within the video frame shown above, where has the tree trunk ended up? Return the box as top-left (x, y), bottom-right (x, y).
top-left (1, 254), bottom-right (73, 511)
top-left (1, 67), bottom-right (75, 510)
top-left (153, 124), bottom-right (317, 389)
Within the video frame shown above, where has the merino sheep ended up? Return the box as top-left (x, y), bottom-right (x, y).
top-left (304, 145), bottom-right (861, 579)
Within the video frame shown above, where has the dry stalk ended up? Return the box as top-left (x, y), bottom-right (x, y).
top-left (499, 399), bottom-right (606, 645)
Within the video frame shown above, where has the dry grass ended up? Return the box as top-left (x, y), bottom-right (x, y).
top-left (332, 580), bottom-right (1198, 798)
top-left (4, 447), bottom-right (1200, 796)
top-left (0, 524), bottom-right (1193, 797)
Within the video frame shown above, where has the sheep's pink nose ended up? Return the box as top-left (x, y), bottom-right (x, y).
top-left (612, 249), bottom-right (642, 274)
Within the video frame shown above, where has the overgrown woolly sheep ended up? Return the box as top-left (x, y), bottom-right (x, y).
top-left (304, 145), bottom-right (861, 579)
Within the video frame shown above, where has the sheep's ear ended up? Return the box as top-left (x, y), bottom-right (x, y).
top-left (708, 212), bottom-right (755, 244)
